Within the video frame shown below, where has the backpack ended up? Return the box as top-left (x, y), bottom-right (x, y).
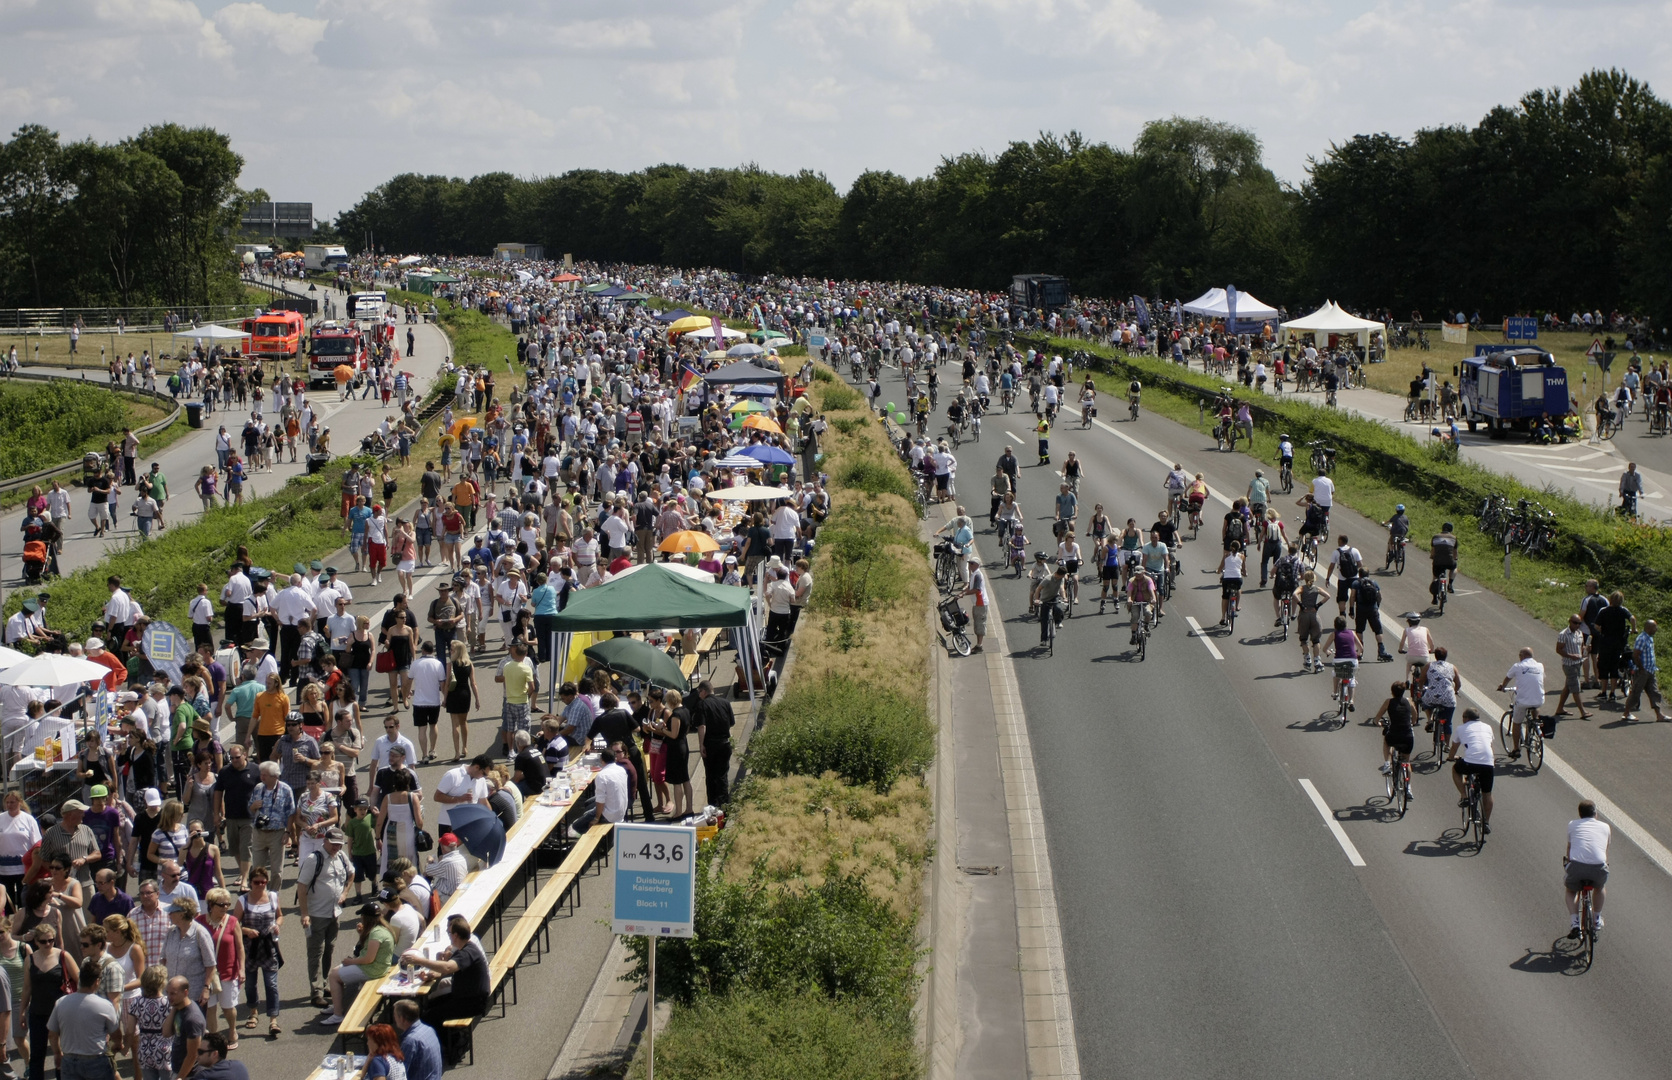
top-left (1337, 547), bottom-right (1360, 579)
top-left (1225, 516), bottom-right (1246, 543)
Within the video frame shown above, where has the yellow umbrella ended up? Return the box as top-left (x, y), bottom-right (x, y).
top-left (730, 400), bottom-right (766, 413)
top-left (741, 414), bottom-right (782, 434)
top-left (668, 316), bottom-right (710, 334)
top-left (658, 530), bottom-right (720, 554)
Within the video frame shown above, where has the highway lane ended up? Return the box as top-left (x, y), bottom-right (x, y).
top-left (878, 360), bottom-right (1672, 1079)
top-left (2, 286), bottom-right (444, 590)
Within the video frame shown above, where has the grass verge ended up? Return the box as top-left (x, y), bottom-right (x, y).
top-left (624, 362), bottom-right (932, 1080)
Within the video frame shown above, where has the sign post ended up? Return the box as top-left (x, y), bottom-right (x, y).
top-left (613, 823), bottom-right (697, 1080)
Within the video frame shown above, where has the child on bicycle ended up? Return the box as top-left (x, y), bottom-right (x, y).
top-left (1007, 523), bottom-right (1030, 573)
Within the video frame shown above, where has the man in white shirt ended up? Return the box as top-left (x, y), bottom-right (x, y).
top-left (408, 641), bottom-right (446, 763)
top-left (434, 756), bottom-right (491, 829)
top-left (103, 578), bottom-right (136, 649)
top-left (273, 574), bottom-right (316, 683)
top-left (769, 500), bottom-right (800, 562)
top-left (1496, 647), bottom-right (1546, 761)
top-left (1448, 707), bottom-right (1496, 833)
top-left (1311, 472), bottom-right (1335, 511)
top-left (380, 888), bottom-right (423, 954)
top-left (570, 745), bottom-right (629, 838)
top-left (1564, 800), bottom-right (1611, 937)
top-left (426, 833), bottom-right (469, 905)
top-left (494, 570), bottom-right (529, 648)
top-left (371, 716), bottom-right (419, 773)
top-left (222, 565), bottom-right (253, 644)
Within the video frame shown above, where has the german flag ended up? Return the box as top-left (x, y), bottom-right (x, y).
top-left (679, 365), bottom-right (701, 392)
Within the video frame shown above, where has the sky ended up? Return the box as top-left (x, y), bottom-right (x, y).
top-left (5, 0), bottom-right (1671, 223)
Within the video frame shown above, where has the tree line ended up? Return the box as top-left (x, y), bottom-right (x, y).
top-left (0, 123), bottom-right (251, 310)
top-left (334, 69), bottom-right (1672, 325)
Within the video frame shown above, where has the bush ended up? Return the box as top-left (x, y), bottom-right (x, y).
top-left (817, 381), bottom-right (863, 412)
top-left (625, 846), bottom-right (921, 1012)
top-left (809, 365), bottom-right (836, 383)
top-left (631, 988), bottom-right (919, 1080)
top-left (834, 455), bottom-right (914, 502)
top-left (748, 676), bottom-right (934, 791)
top-left (0, 381), bottom-right (136, 475)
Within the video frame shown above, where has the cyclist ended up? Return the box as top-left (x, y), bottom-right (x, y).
top-left (1235, 400), bottom-right (1254, 446)
top-left (1056, 528), bottom-right (1083, 605)
top-left (1348, 573), bottom-right (1395, 662)
top-left (1163, 463), bottom-right (1190, 519)
top-left (1036, 414), bottom-right (1051, 465)
top-left (1185, 473), bottom-right (1209, 532)
top-left (1085, 503), bottom-right (1112, 547)
top-left (1028, 550), bottom-right (1053, 610)
top-left (1495, 646), bottom-right (1546, 761)
top-left (1382, 503), bottom-right (1410, 569)
top-left (946, 394), bottom-right (965, 437)
top-left (998, 445), bottom-right (1019, 495)
top-left (1127, 377), bottom-right (1142, 415)
top-left (1127, 566), bottom-right (1158, 645)
top-left (1257, 509), bottom-right (1288, 587)
top-left (1140, 530), bottom-right (1171, 617)
top-left (1328, 614), bottom-right (1363, 710)
top-left (1042, 379), bottom-right (1060, 422)
top-left (1053, 483), bottom-right (1078, 539)
top-left (995, 491), bottom-right (1023, 546)
top-left (1295, 569), bottom-right (1330, 671)
top-left (1449, 707), bottom-right (1495, 834)
top-left (1620, 462), bottom-right (1644, 517)
top-left (1271, 541), bottom-right (1303, 626)
top-left (1421, 645), bottom-right (1460, 740)
top-left (1278, 433), bottom-right (1295, 481)
top-left (1079, 378), bottom-right (1097, 421)
top-left (1372, 681), bottom-right (1416, 791)
top-left (1397, 612), bottom-right (1433, 688)
top-left (1036, 565), bottom-right (1068, 645)
top-left (1324, 535), bottom-right (1363, 616)
top-left (998, 367), bottom-right (1015, 409)
top-left (1061, 452), bottom-right (1082, 494)
top-left (936, 506), bottom-right (977, 585)
top-left (1247, 469), bottom-right (1270, 525)
top-left (1296, 492), bottom-right (1329, 553)
top-left (1218, 542), bottom-right (1245, 627)
top-left (989, 463), bottom-right (1014, 526)
top-left (1563, 800), bottom-right (1610, 939)
top-left (1116, 516), bottom-right (1144, 588)
top-left (1222, 498), bottom-right (1251, 556)
top-left (1430, 521), bottom-right (1459, 603)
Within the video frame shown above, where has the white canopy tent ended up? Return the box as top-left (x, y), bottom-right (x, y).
top-left (1180, 287), bottom-right (1280, 322)
top-left (171, 323), bottom-right (251, 342)
top-left (684, 326), bottom-right (747, 341)
top-left (1279, 301), bottom-right (1386, 349)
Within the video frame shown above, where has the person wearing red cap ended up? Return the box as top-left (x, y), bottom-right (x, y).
top-left (426, 833), bottom-right (467, 907)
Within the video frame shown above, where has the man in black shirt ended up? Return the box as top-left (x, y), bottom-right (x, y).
top-left (590, 693), bottom-right (654, 819)
top-left (420, 463), bottom-right (443, 503)
top-left (694, 681), bottom-right (735, 807)
top-left (212, 744), bottom-right (261, 889)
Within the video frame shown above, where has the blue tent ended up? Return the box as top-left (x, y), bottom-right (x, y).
top-left (654, 308), bottom-right (695, 323)
top-left (732, 384), bottom-right (777, 397)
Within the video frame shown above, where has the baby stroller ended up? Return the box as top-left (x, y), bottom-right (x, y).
top-left (937, 596), bottom-right (972, 657)
top-left (22, 540), bottom-right (48, 584)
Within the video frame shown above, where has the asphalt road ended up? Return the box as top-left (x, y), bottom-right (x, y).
top-left (2, 283), bottom-right (442, 591)
top-left (872, 361), bottom-right (1672, 1080)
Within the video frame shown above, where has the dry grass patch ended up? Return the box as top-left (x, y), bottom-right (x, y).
top-left (725, 773), bottom-right (932, 923)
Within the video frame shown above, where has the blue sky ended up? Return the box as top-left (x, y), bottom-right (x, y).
top-left (4, 0), bottom-right (1668, 221)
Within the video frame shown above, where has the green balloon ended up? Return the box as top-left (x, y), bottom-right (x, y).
top-left (885, 402), bottom-right (895, 412)
top-left (894, 411), bottom-right (908, 423)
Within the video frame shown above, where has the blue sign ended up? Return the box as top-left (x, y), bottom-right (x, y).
top-left (612, 823), bottom-right (696, 937)
top-left (808, 334), bottom-right (827, 351)
top-left (1505, 317), bottom-right (1539, 342)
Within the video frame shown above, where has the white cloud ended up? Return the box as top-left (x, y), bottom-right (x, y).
top-left (3, 0), bottom-right (1672, 222)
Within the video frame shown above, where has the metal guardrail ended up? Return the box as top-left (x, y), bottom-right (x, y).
top-left (0, 305), bottom-right (256, 331)
top-left (0, 372), bottom-right (183, 498)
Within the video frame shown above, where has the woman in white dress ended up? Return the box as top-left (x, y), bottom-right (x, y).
top-left (373, 770), bottom-right (422, 877)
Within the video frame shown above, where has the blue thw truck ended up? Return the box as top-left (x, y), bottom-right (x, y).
top-left (1460, 347), bottom-right (1571, 436)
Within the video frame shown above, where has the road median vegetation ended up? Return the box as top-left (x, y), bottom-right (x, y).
top-left (627, 367), bottom-right (931, 1080)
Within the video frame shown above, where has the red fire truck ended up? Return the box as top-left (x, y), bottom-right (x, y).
top-left (307, 321), bottom-right (369, 389)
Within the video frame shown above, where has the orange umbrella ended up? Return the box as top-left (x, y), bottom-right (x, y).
top-left (552, 273), bottom-right (581, 283)
top-left (658, 530), bottom-right (720, 554)
top-left (333, 364), bottom-right (354, 384)
top-left (740, 415), bottom-right (782, 434)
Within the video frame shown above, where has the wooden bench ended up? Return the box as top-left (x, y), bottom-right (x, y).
top-left (692, 626), bottom-right (723, 678)
top-left (438, 824), bottom-right (614, 1065)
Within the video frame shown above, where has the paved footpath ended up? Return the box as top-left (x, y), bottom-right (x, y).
top-left (3, 285), bottom-right (446, 589)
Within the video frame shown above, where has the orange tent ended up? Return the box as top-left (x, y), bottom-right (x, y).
top-left (552, 273), bottom-right (582, 283)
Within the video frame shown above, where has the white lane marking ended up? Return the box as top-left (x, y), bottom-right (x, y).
top-left (1060, 404), bottom-right (1234, 509)
top-left (1183, 616), bottom-right (1224, 660)
top-left (1456, 674), bottom-right (1672, 879)
top-left (1298, 778), bottom-right (1368, 867)
top-left (1006, 429), bottom-right (1028, 444)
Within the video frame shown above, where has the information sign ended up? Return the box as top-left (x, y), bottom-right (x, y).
top-left (612, 824), bottom-right (696, 937)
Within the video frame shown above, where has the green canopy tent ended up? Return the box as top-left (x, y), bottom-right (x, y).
top-left (546, 563), bottom-right (762, 706)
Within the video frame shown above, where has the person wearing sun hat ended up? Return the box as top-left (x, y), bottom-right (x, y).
top-left (35, 797), bottom-right (99, 887)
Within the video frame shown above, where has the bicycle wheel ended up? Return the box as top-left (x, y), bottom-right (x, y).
top-left (1281, 606), bottom-right (1290, 641)
top-left (1394, 767), bottom-right (1409, 819)
top-left (1525, 722), bottom-right (1544, 773)
top-left (1433, 722), bottom-right (1448, 763)
top-left (1472, 793), bottom-right (1486, 847)
top-left (1136, 627), bottom-right (1147, 662)
top-left (1499, 710), bottom-right (1516, 756)
top-left (1394, 545), bottom-right (1406, 575)
top-left (1580, 894), bottom-right (1596, 969)
top-left (1384, 760), bottom-right (1397, 800)
top-left (951, 631), bottom-right (972, 657)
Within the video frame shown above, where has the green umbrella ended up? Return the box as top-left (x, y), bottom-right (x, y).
top-left (582, 635), bottom-right (689, 691)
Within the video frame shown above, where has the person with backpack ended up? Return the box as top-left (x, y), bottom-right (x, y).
top-left (1221, 500), bottom-right (1250, 556)
top-left (1324, 535), bottom-right (1364, 617)
top-left (294, 827), bottom-right (352, 1010)
top-left (1348, 574), bottom-right (1395, 663)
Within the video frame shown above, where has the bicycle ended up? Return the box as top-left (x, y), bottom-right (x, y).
top-left (1460, 767), bottom-right (1487, 848)
top-left (1278, 593), bottom-right (1293, 640)
top-left (1500, 699), bottom-right (1545, 773)
top-left (1565, 858), bottom-right (1600, 970)
top-left (1129, 395), bottom-right (1141, 422)
top-left (1058, 558), bottom-right (1080, 616)
top-left (1131, 600), bottom-right (1153, 661)
top-left (1426, 706), bottom-right (1452, 764)
top-left (1040, 598), bottom-right (1063, 655)
top-left (1384, 742), bottom-right (1412, 818)
top-left (1278, 460), bottom-right (1293, 494)
top-left (1387, 535), bottom-right (1407, 575)
top-left (1299, 530), bottom-right (1320, 569)
top-left (1309, 441), bottom-right (1336, 475)
top-left (1432, 566), bottom-right (1452, 613)
top-left (1223, 583), bottom-right (1240, 635)
top-left (933, 542), bottom-right (960, 594)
